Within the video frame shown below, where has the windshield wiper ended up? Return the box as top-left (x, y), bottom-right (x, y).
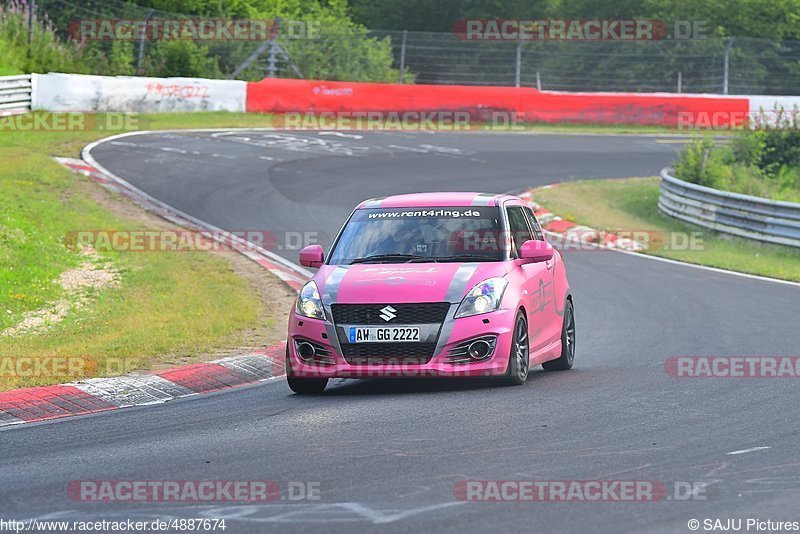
top-left (349, 253), bottom-right (434, 264)
top-left (430, 254), bottom-right (498, 262)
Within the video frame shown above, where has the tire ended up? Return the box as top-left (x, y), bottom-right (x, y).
top-left (543, 299), bottom-right (575, 371)
top-left (503, 310), bottom-right (530, 386)
top-left (285, 342), bottom-right (328, 394)
top-left (287, 375), bottom-right (328, 394)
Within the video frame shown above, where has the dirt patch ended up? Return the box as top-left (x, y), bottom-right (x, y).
top-left (1, 246), bottom-right (120, 338)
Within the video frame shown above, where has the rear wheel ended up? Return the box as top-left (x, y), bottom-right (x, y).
top-left (503, 311), bottom-right (530, 386)
top-left (543, 299), bottom-right (575, 371)
top-left (285, 342), bottom-right (328, 394)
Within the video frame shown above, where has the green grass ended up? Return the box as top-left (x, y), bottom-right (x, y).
top-left (673, 136), bottom-right (800, 203)
top-left (0, 111), bottom-right (294, 391)
top-left (534, 177), bottom-right (800, 282)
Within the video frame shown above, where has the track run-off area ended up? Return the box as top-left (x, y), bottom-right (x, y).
top-left (2, 130), bottom-right (799, 534)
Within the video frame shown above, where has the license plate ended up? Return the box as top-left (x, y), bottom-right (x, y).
top-left (348, 326), bottom-right (420, 343)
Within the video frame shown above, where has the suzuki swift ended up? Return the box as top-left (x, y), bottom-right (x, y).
top-left (286, 192), bottom-right (575, 394)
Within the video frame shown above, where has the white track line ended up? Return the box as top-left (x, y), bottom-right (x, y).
top-left (727, 446), bottom-right (771, 455)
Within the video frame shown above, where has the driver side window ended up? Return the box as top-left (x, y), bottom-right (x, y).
top-left (506, 206), bottom-right (534, 258)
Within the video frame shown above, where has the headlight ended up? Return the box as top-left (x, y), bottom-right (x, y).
top-left (454, 277), bottom-right (508, 318)
top-left (296, 281), bottom-right (326, 320)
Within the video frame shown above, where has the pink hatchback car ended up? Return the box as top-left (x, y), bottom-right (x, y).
top-left (286, 192), bottom-right (575, 394)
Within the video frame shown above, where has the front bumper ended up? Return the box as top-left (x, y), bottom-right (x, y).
top-left (287, 308), bottom-right (515, 378)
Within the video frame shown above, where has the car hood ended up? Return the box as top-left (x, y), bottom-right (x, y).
top-left (313, 262), bottom-right (512, 305)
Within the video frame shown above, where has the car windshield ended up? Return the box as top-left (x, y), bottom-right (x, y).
top-left (328, 207), bottom-right (505, 264)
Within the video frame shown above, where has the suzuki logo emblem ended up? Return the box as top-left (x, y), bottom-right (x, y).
top-left (379, 305), bottom-right (397, 322)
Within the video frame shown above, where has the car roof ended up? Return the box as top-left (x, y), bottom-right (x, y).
top-left (355, 192), bottom-right (520, 209)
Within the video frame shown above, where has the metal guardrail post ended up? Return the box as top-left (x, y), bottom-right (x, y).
top-left (0, 75), bottom-right (33, 115)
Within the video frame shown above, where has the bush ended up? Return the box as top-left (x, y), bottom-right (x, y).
top-left (674, 129), bottom-right (800, 202)
top-left (280, 1), bottom-right (400, 82)
top-left (1, 0), bottom-right (400, 83)
top-left (143, 41), bottom-right (222, 78)
top-left (0, 1), bottom-right (86, 74)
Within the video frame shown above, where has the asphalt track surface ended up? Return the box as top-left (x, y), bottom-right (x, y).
top-left (2, 131), bottom-right (799, 533)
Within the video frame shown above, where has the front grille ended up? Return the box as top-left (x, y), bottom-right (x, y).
top-left (341, 343), bottom-right (437, 365)
top-left (331, 303), bottom-right (451, 325)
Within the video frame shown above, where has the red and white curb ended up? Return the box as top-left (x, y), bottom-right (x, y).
top-left (520, 186), bottom-right (645, 251)
top-left (0, 345), bottom-right (286, 427)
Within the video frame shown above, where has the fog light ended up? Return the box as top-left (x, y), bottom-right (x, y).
top-left (297, 341), bottom-right (316, 362)
top-left (467, 339), bottom-right (492, 360)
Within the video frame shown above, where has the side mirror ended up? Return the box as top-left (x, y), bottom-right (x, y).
top-left (520, 239), bottom-right (554, 262)
top-left (299, 245), bottom-right (325, 268)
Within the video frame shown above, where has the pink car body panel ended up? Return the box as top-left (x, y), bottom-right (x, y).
top-left (287, 192), bottom-right (571, 378)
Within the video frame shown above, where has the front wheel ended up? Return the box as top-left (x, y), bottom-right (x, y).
top-left (543, 299), bottom-right (575, 371)
top-left (285, 342), bottom-right (328, 394)
top-left (502, 311), bottom-right (530, 386)
top-left (287, 375), bottom-right (328, 394)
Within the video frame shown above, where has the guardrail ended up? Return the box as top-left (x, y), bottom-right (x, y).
top-left (0, 74), bottom-right (32, 115)
top-left (658, 168), bottom-right (800, 248)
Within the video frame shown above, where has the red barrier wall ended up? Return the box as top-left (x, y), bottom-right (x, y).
top-left (521, 92), bottom-right (749, 127)
top-left (246, 78), bottom-right (750, 127)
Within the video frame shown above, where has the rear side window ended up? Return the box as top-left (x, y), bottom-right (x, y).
top-left (523, 207), bottom-right (544, 240)
top-left (506, 206), bottom-right (534, 257)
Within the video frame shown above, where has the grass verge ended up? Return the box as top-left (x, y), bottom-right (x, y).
top-left (0, 112), bottom-right (300, 392)
top-left (533, 177), bottom-right (800, 282)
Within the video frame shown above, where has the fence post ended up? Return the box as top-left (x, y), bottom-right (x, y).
top-left (723, 37), bottom-right (735, 95)
top-left (267, 41), bottom-right (278, 77)
top-left (677, 71), bottom-right (682, 93)
top-left (135, 9), bottom-right (154, 76)
top-left (28, 0), bottom-right (36, 47)
top-left (515, 41), bottom-right (522, 87)
top-left (536, 71), bottom-right (541, 91)
top-left (398, 30), bottom-right (408, 84)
